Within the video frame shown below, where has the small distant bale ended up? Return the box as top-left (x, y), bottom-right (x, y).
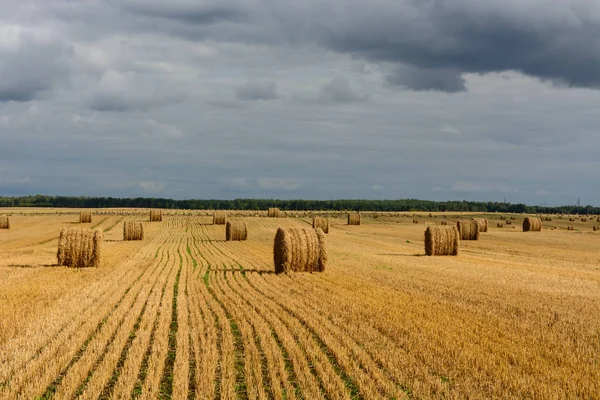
top-left (79, 211), bottom-right (92, 223)
top-left (425, 226), bottom-right (459, 256)
top-left (511, 216), bottom-right (516, 220)
top-left (123, 221), bottom-right (144, 241)
top-left (348, 213), bottom-right (361, 225)
top-left (505, 219), bottom-right (512, 225)
top-left (226, 221), bottom-right (248, 241)
top-left (472, 218), bottom-right (488, 233)
top-left (57, 228), bottom-right (102, 268)
top-left (441, 221), bottom-right (448, 226)
top-left (497, 223), bottom-right (503, 228)
top-left (593, 226), bottom-right (598, 232)
top-left (312, 217), bottom-right (330, 234)
top-left (0, 215), bottom-right (10, 229)
top-left (149, 209), bottom-right (163, 222)
top-left (268, 208), bottom-right (283, 218)
top-left (213, 211), bottom-right (227, 225)
top-left (523, 217), bottom-right (542, 232)
top-left (457, 220), bottom-right (480, 240)
top-left (273, 227), bottom-right (327, 273)
top-left (413, 219), bottom-right (419, 224)
top-left (568, 226), bottom-right (574, 231)
top-left (569, 218), bottom-right (575, 222)
top-left (581, 218), bottom-right (587, 222)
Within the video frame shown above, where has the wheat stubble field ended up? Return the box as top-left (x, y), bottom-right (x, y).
top-left (0, 209), bottom-right (599, 399)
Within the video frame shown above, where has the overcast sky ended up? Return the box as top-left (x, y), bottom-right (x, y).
top-left (1, 0), bottom-right (599, 205)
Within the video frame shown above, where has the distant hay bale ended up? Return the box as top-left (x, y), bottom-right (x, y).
top-left (424, 226), bottom-right (459, 256)
top-left (544, 216), bottom-right (552, 221)
top-left (497, 223), bottom-right (503, 228)
top-left (511, 217), bottom-right (516, 220)
top-left (456, 220), bottom-right (479, 240)
top-left (79, 211), bottom-right (92, 223)
top-left (268, 208), bottom-right (282, 218)
top-left (274, 227), bottom-right (327, 273)
top-left (581, 218), bottom-right (587, 222)
top-left (0, 215), bottom-right (10, 229)
top-left (441, 221), bottom-right (447, 226)
top-left (123, 221), bottom-right (144, 241)
top-left (226, 221), bottom-right (247, 241)
top-left (593, 226), bottom-right (598, 232)
top-left (213, 211), bottom-right (227, 225)
top-left (569, 218), bottom-right (575, 222)
top-left (149, 209), bottom-right (163, 222)
top-left (505, 219), bottom-right (512, 225)
top-left (348, 213), bottom-right (361, 225)
top-left (568, 226), bottom-right (574, 231)
top-left (523, 217), bottom-right (542, 232)
top-left (472, 218), bottom-right (488, 233)
top-left (413, 219), bottom-right (419, 224)
top-left (312, 217), bottom-right (330, 234)
top-left (57, 228), bottom-right (102, 268)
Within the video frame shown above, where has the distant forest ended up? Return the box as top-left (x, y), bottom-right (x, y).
top-left (0, 195), bottom-right (597, 214)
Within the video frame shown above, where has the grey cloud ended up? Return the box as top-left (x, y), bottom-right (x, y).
top-left (235, 82), bottom-right (278, 101)
top-left (118, 0), bottom-right (243, 24)
top-left (385, 65), bottom-right (466, 92)
top-left (321, 77), bottom-right (365, 102)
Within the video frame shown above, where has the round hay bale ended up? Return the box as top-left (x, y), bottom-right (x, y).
top-left (226, 221), bottom-right (247, 241)
top-left (348, 213), bottom-right (361, 225)
top-left (569, 218), bottom-right (575, 222)
top-left (425, 226), bottom-right (459, 256)
top-left (581, 218), bottom-right (587, 222)
top-left (213, 211), bottom-right (227, 225)
top-left (273, 227), bottom-right (327, 273)
top-left (472, 218), bottom-right (488, 233)
top-left (413, 219), bottom-right (419, 224)
top-left (497, 223), bottom-right (503, 228)
top-left (523, 217), bottom-right (542, 232)
top-left (567, 226), bottom-right (574, 231)
top-left (149, 209), bottom-right (163, 222)
top-left (312, 217), bottom-right (329, 234)
top-left (505, 219), bottom-right (512, 225)
top-left (440, 221), bottom-right (447, 226)
top-left (123, 221), bottom-right (144, 241)
top-left (79, 210), bottom-right (92, 223)
top-left (593, 226), bottom-right (598, 232)
top-left (0, 215), bottom-right (10, 229)
top-left (57, 228), bottom-right (102, 268)
top-left (457, 220), bottom-right (480, 240)
top-left (268, 208), bottom-right (282, 218)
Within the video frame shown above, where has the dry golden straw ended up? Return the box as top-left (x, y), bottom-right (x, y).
top-left (79, 210), bottom-right (92, 223)
top-left (268, 207), bottom-right (282, 218)
top-left (0, 215), bottom-right (10, 229)
top-left (472, 218), bottom-right (488, 233)
top-left (348, 213), bottom-right (361, 225)
top-left (57, 228), bottom-right (102, 268)
top-left (149, 209), bottom-right (163, 222)
top-left (123, 221), bottom-right (144, 241)
top-left (523, 217), bottom-right (542, 232)
top-left (457, 220), bottom-right (480, 240)
top-left (273, 227), bottom-right (327, 273)
top-left (425, 226), bottom-right (459, 256)
top-left (226, 221), bottom-right (247, 241)
top-left (213, 211), bottom-right (227, 225)
top-left (312, 217), bottom-right (330, 234)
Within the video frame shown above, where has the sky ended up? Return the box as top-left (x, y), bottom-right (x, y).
top-left (1, 0), bottom-right (600, 205)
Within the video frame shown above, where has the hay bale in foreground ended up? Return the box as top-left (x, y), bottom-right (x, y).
top-left (523, 217), bottom-right (542, 232)
top-left (472, 218), bottom-right (488, 233)
top-left (79, 211), bottom-right (92, 223)
top-left (226, 221), bottom-right (247, 241)
top-left (267, 207), bottom-right (283, 218)
top-left (312, 217), bottom-right (329, 234)
top-left (57, 228), bottom-right (102, 268)
top-left (274, 227), bottom-right (327, 273)
top-left (425, 226), bottom-right (459, 256)
top-left (457, 220), bottom-right (480, 240)
top-left (213, 211), bottom-right (227, 225)
top-left (149, 209), bottom-right (163, 222)
top-left (123, 221), bottom-right (144, 241)
top-left (348, 213), bottom-right (361, 225)
top-left (0, 215), bottom-right (10, 229)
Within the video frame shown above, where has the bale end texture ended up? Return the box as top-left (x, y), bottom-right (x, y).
top-left (149, 209), bottom-right (163, 222)
top-left (348, 213), bottom-right (361, 225)
top-left (273, 227), bottom-right (327, 273)
top-left (123, 221), bottom-right (144, 241)
top-left (425, 226), bottom-right (459, 256)
top-left (523, 217), bottom-right (542, 232)
top-left (472, 218), bottom-right (488, 233)
top-left (213, 211), bottom-right (227, 225)
top-left (57, 228), bottom-right (102, 268)
top-left (79, 211), bottom-right (92, 223)
top-left (226, 221), bottom-right (248, 241)
top-left (312, 217), bottom-right (330, 234)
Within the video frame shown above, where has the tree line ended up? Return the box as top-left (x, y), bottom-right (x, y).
top-left (0, 195), bottom-right (597, 215)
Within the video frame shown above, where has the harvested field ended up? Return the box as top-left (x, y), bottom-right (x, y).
top-left (0, 209), bottom-right (599, 399)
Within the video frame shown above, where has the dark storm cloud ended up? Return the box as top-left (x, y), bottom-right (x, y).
top-left (235, 82), bottom-right (278, 101)
top-left (118, 0), bottom-right (243, 25)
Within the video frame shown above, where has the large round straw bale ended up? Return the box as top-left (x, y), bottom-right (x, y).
top-left (149, 209), bottom-right (163, 222)
top-left (273, 227), bottom-right (327, 273)
top-left (312, 217), bottom-right (329, 234)
top-left (57, 228), bottom-right (102, 268)
top-left (425, 226), bottom-right (459, 256)
top-left (268, 208), bottom-right (282, 218)
top-left (123, 221), bottom-right (144, 241)
top-left (348, 213), bottom-right (361, 225)
top-left (226, 221), bottom-right (248, 241)
top-left (0, 215), bottom-right (10, 229)
top-left (213, 211), bottom-right (227, 225)
top-left (523, 217), bottom-right (542, 232)
top-left (456, 220), bottom-right (480, 240)
top-left (472, 218), bottom-right (488, 233)
top-left (79, 210), bottom-right (92, 223)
